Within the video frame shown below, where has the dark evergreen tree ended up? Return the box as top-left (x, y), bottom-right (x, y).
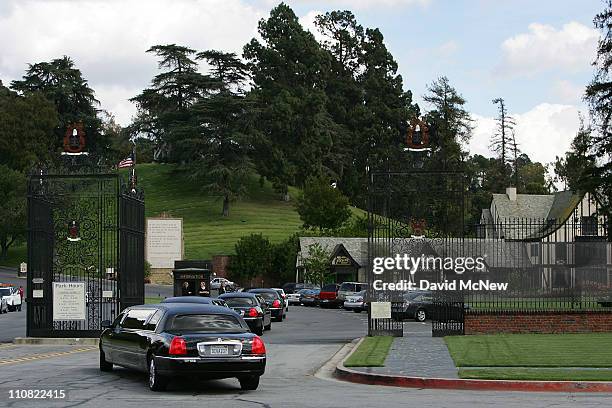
top-left (10, 56), bottom-right (105, 157)
top-left (422, 76), bottom-right (473, 169)
top-left (0, 81), bottom-right (58, 171)
top-left (130, 44), bottom-right (208, 161)
top-left (244, 3), bottom-right (338, 200)
top-left (585, 0), bottom-right (612, 216)
top-left (187, 51), bottom-right (252, 217)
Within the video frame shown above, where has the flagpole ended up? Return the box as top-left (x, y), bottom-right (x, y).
top-left (130, 141), bottom-right (137, 191)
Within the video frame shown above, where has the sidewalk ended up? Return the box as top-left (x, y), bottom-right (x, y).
top-left (335, 323), bottom-right (612, 392)
top-left (352, 322), bottom-right (458, 378)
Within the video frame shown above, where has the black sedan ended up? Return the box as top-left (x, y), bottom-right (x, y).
top-left (393, 290), bottom-right (433, 322)
top-left (247, 289), bottom-right (285, 321)
top-left (218, 292), bottom-right (272, 335)
top-left (99, 303), bottom-right (266, 391)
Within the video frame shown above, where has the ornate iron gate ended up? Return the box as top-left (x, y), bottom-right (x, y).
top-left (367, 170), bottom-right (466, 337)
top-left (27, 173), bottom-right (144, 338)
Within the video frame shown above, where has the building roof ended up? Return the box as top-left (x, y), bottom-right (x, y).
top-left (489, 190), bottom-right (583, 240)
top-left (298, 236), bottom-right (531, 270)
top-left (298, 237), bottom-right (368, 268)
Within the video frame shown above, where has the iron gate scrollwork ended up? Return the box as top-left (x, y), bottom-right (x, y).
top-left (27, 173), bottom-right (144, 338)
top-left (367, 171), bottom-right (466, 337)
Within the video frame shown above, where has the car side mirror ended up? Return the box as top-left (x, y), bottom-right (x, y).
top-left (101, 320), bottom-right (112, 328)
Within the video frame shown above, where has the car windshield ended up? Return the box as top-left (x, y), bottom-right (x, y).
top-left (321, 284), bottom-right (337, 292)
top-left (339, 283), bottom-right (354, 291)
top-left (254, 292), bottom-right (276, 301)
top-left (223, 297), bottom-right (255, 307)
top-left (0, 288), bottom-right (11, 296)
top-left (404, 291), bottom-right (428, 300)
top-left (167, 314), bottom-right (246, 333)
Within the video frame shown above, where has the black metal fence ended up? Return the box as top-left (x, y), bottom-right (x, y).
top-left (27, 173), bottom-right (144, 338)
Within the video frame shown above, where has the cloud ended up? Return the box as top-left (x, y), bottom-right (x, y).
top-left (470, 103), bottom-right (581, 165)
top-left (436, 40), bottom-right (459, 58)
top-left (552, 79), bottom-right (585, 105)
top-left (299, 10), bottom-right (326, 43)
top-left (497, 22), bottom-right (599, 77)
top-left (0, 0), bottom-right (264, 125)
top-left (276, 0), bottom-right (430, 10)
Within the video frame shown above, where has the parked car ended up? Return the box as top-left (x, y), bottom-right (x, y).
top-left (161, 296), bottom-right (229, 308)
top-left (318, 284), bottom-right (341, 308)
top-left (247, 289), bottom-right (285, 321)
top-left (272, 288), bottom-right (289, 311)
top-left (0, 285), bottom-right (22, 312)
top-left (286, 291), bottom-right (301, 305)
top-left (211, 277), bottom-right (236, 290)
top-left (298, 288), bottom-right (320, 306)
top-left (281, 282), bottom-right (319, 294)
top-left (343, 290), bottom-right (366, 313)
top-left (219, 292), bottom-right (272, 335)
top-left (337, 282), bottom-right (367, 303)
top-left (99, 303), bottom-right (266, 391)
top-left (394, 290), bottom-right (433, 322)
top-left (0, 296), bottom-right (8, 314)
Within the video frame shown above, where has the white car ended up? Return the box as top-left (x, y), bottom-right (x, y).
top-left (286, 292), bottom-right (301, 305)
top-left (0, 286), bottom-right (22, 312)
top-left (210, 277), bottom-right (235, 290)
top-left (272, 288), bottom-right (289, 311)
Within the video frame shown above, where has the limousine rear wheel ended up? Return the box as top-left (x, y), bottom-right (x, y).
top-left (239, 375), bottom-right (260, 390)
top-left (99, 350), bottom-right (113, 372)
top-left (148, 358), bottom-right (167, 391)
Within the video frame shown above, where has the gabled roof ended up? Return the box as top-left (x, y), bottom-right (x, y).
top-left (489, 190), bottom-right (583, 240)
top-left (298, 237), bottom-right (367, 267)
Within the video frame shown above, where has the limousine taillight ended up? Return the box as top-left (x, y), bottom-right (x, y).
top-left (250, 336), bottom-right (266, 355)
top-left (169, 336), bottom-right (187, 355)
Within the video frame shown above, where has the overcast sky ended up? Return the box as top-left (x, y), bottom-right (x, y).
top-left (0, 0), bottom-right (603, 166)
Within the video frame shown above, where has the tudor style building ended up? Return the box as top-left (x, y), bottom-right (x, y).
top-left (479, 187), bottom-right (611, 290)
top-left (296, 237), bottom-right (367, 284)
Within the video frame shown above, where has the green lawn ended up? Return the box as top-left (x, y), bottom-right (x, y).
top-left (445, 332), bottom-right (612, 381)
top-left (459, 368), bottom-right (612, 381)
top-left (0, 244), bottom-right (27, 269)
top-left (344, 336), bottom-right (394, 367)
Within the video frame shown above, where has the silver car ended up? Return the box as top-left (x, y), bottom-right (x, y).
top-left (343, 290), bottom-right (366, 313)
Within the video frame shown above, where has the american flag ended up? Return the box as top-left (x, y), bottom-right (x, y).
top-left (118, 152), bottom-right (135, 168)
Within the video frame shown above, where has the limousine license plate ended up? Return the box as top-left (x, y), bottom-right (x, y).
top-left (210, 345), bottom-right (229, 355)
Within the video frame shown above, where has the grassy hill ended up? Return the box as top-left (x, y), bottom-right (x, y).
top-left (0, 163), bottom-right (365, 267)
top-left (137, 163), bottom-right (305, 259)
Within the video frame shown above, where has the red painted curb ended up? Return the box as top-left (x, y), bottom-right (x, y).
top-left (334, 365), bottom-right (612, 392)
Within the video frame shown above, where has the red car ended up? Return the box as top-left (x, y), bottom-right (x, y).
top-left (317, 284), bottom-right (340, 308)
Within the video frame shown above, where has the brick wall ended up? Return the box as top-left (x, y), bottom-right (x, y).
top-left (465, 312), bottom-right (612, 335)
top-left (212, 255), bottom-right (231, 278)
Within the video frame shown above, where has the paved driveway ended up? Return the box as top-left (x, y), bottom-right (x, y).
top-left (1, 306), bottom-right (611, 407)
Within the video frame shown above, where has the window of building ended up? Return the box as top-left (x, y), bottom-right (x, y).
top-left (581, 216), bottom-right (598, 236)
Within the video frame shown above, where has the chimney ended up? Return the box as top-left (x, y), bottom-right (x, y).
top-left (506, 187), bottom-right (517, 201)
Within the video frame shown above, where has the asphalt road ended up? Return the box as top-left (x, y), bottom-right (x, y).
top-left (0, 305), bottom-right (611, 407)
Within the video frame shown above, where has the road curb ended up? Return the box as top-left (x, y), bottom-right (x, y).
top-left (13, 337), bottom-right (99, 346)
top-left (334, 338), bottom-right (612, 393)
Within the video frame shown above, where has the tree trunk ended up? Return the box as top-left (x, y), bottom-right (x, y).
top-left (282, 192), bottom-right (290, 202)
top-left (0, 245), bottom-right (8, 261)
top-left (222, 195), bottom-right (230, 217)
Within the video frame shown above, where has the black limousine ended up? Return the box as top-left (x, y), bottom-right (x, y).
top-left (99, 303), bottom-right (266, 391)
